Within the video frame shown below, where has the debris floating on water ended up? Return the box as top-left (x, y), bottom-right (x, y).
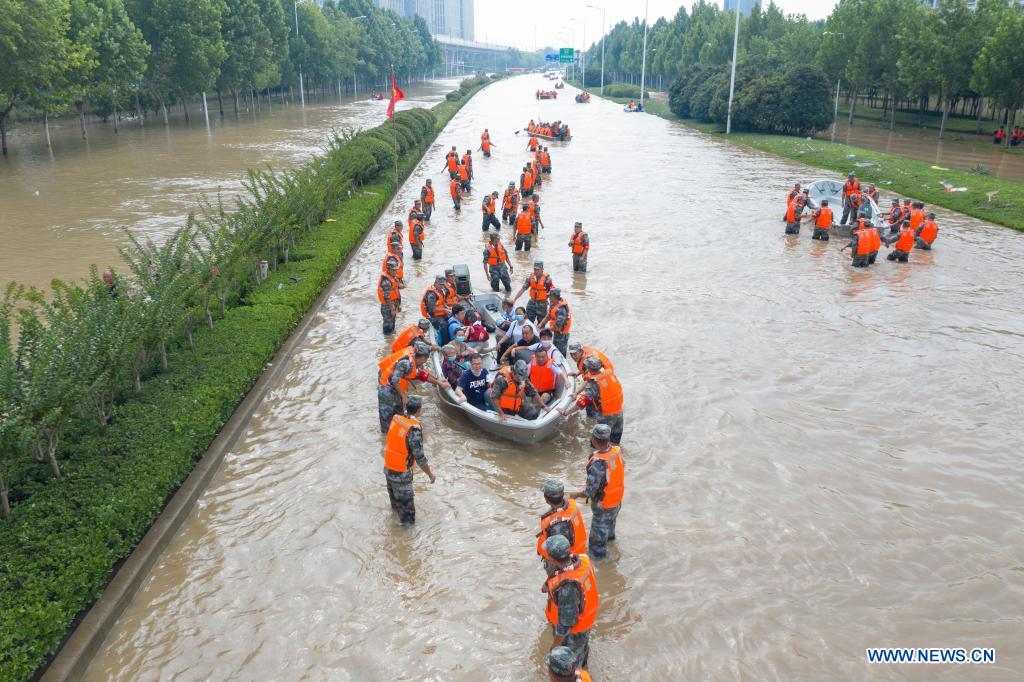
top-left (986, 190), bottom-right (999, 202)
top-left (930, 165), bottom-right (950, 171)
top-left (854, 162), bottom-right (876, 168)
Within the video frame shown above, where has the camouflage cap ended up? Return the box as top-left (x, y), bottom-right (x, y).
top-left (406, 395), bottom-right (423, 410)
top-left (548, 288), bottom-right (561, 298)
top-left (545, 647), bottom-right (577, 676)
top-left (542, 479), bottom-right (565, 498)
top-left (434, 275), bottom-right (446, 285)
top-left (543, 535), bottom-right (571, 562)
top-left (584, 356), bottom-right (603, 372)
top-left (413, 341), bottom-right (431, 357)
top-left (512, 359), bottom-right (529, 378)
top-left (568, 341), bottom-right (583, 354)
top-left (444, 267), bottom-right (455, 276)
top-left (417, 318), bottom-right (431, 330)
top-left (592, 423), bottom-right (612, 440)
top-left (533, 260), bottom-right (544, 269)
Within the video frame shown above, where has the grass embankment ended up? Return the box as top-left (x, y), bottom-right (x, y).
top-left (0, 77), bottom-right (492, 682)
top-left (615, 95), bottom-right (1024, 231)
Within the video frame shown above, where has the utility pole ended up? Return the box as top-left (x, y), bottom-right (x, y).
top-left (639, 0), bottom-right (649, 105)
top-left (294, 0), bottom-right (305, 107)
top-left (586, 4), bottom-right (606, 95)
top-left (725, 3), bottom-right (740, 134)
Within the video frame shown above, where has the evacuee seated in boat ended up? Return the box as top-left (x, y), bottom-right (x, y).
top-left (498, 323), bottom-right (538, 365)
top-left (440, 345), bottom-right (464, 386)
top-left (454, 353), bottom-right (493, 411)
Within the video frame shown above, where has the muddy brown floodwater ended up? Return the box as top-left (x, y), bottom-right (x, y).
top-left (0, 79), bottom-right (458, 294)
top-left (82, 76), bottom-right (1023, 680)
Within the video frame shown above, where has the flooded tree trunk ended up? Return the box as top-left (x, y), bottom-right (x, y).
top-left (182, 99), bottom-right (190, 124)
top-left (78, 100), bottom-right (88, 140)
top-left (136, 93), bottom-right (144, 126)
top-left (233, 90), bottom-right (239, 115)
top-left (939, 97), bottom-right (950, 139)
top-left (43, 109), bottom-right (52, 148)
top-left (113, 101), bottom-right (119, 134)
top-left (217, 90), bottom-right (225, 118)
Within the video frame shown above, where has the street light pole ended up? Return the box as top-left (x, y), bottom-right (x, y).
top-left (725, 3), bottom-right (740, 134)
top-left (294, 0), bottom-right (304, 107)
top-left (586, 4), bottom-right (606, 95)
top-left (639, 0), bottom-right (649, 105)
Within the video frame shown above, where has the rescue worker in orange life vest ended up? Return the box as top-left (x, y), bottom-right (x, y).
top-left (546, 645), bottom-right (592, 682)
top-left (409, 214), bottom-right (425, 260)
top-left (866, 183), bottom-right (880, 205)
top-left (482, 190), bottom-right (501, 231)
top-left (844, 218), bottom-right (881, 267)
top-left (569, 223), bottom-right (589, 273)
top-left (540, 534), bottom-right (599, 669)
top-left (810, 199), bottom-right (833, 241)
top-left (540, 146), bottom-right (552, 174)
top-left (840, 172), bottom-right (861, 224)
top-left (502, 182), bottom-right (519, 224)
top-left (785, 182), bottom-right (801, 213)
top-left (538, 288), bottom-right (572, 358)
top-left (449, 176), bottom-right (461, 211)
top-left (512, 260), bottom-right (553, 323)
top-left (441, 145), bottom-right (458, 178)
top-left (537, 479), bottom-right (588, 570)
top-left (419, 179), bottom-right (435, 222)
top-left (377, 342), bottom-right (449, 433)
top-left (514, 204), bottom-right (536, 252)
top-left (490, 359), bottom-right (547, 423)
top-left (391, 318), bottom-right (439, 353)
top-left (784, 189), bottom-right (811, 235)
top-left (570, 423), bottom-right (624, 559)
top-left (559, 357), bottom-right (624, 445)
top-left (387, 219), bottom-right (404, 255)
top-left (483, 232), bottom-right (514, 293)
top-left (383, 395), bottom-right (435, 525)
top-left (378, 257), bottom-right (402, 335)
top-left (886, 198), bottom-right (905, 235)
top-left (884, 221), bottom-right (916, 263)
top-left (915, 212), bottom-right (939, 250)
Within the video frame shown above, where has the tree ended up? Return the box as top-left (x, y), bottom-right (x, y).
top-left (126, 0), bottom-right (227, 124)
top-left (216, 0), bottom-right (275, 113)
top-left (0, 0), bottom-right (78, 155)
top-left (973, 9), bottom-right (1024, 144)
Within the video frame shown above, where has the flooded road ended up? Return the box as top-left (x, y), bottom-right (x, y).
top-left (84, 76), bottom-right (1024, 680)
top-left (0, 79), bottom-right (458, 293)
top-left (818, 119), bottom-right (1024, 182)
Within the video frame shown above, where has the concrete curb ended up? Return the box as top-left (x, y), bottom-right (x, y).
top-left (39, 80), bottom-right (492, 681)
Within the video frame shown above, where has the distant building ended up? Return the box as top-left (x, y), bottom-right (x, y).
top-left (722, 0), bottom-right (760, 15)
top-left (373, 0), bottom-right (474, 41)
top-left (920, 0), bottom-right (1023, 8)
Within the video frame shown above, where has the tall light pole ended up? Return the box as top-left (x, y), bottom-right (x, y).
top-left (725, 2), bottom-right (740, 134)
top-left (294, 0), bottom-right (304, 107)
top-left (823, 31), bottom-right (845, 143)
top-left (586, 4), bottom-right (606, 95)
top-left (639, 0), bottom-right (649, 105)
top-left (569, 18), bottom-right (584, 85)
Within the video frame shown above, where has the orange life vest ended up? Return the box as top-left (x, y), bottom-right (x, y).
top-left (529, 356), bottom-right (557, 393)
top-left (377, 272), bottom-right (400, 304)
top-left (390, 325), bottom-right (426, 352)
top-left (457, 165), bottom-right (469, 181)
top-left (521, 170), bottom-right (534, 191)
top-left (382, 252), bottom-right (404, 281)
top-left (908, 209), bottom-right (924, 230)
top-left (486, 242), bottom-right (509, 266)
top-left (410, 220), bottom-right (425, 245)
top-left (420, 284), bottom-right (450, 319)
top-left (516, 211), bottom-right (534, 235)
top-left (570, 232), bottom-right (588, 254)
top-left (387, 225), bottom-right (403, 249)
top-left (378, 347), bottom-right (417, 391)
top-left (814, 208), bottom-right (833, 228)
top-left (894, 227), bottom-right (915, 252)
top-left (918, 220), bottom-right (938, 245)
top-left (592, 369), bottom-right (623, 415)
top-left (548, 300), bottom-right (572, 333)
top-left (536, 499), bottom-right (587, 559)
top-left (482, 139), bottom-right (491, 152)
top-left (528, 137), bottom-right (539, 150)
top-left (384, 414), bottom-right (419, 473)
top-left (575, 671), bottom-right (592, 682)
top-left (887, 206), bottom-right (905, 226)
top-left (528, 272), bottom-right (550, 301)
top-left (496, 366), bottom-right (526, 413)
top-left (786, 189), bottom-right (799, 205)
top-left (844, 178), bottom-right (860, 197)
top-left (588, 446), bottom-right (624, 508)
top-left (854, 226), bottom-right (879, 255)
top-left (541, 150), bottom-right (551, 166)
top-left (482, 196), bottom-right (496, 215)
top-left (421, 185), bottom-right (434, 205)
top-left (446, 154), bottom-right (457, 172)
top-left (544, 555), bottom-right (599, 634)
top-left (450, 179), bottom-right (460, 198)
top-left (443, 282), bottom-right (459, 308)
top-left (577, 347), bottom-right (614, 375)
top-left (502, 189), bottom-right (516, 210)
top-left (462, 153), bottom-right (472, 169)
top-left (785, 196), bottom-right (807, 222)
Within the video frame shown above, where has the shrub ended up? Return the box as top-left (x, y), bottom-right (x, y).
top-left (602, 83), bottom-right (648, 100)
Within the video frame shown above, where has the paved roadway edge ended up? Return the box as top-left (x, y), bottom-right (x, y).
top-left (39, 79), bottom-right (492, 682)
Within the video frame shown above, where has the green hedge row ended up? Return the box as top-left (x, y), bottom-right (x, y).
top-left (0, 76), bottom-right (490, 682)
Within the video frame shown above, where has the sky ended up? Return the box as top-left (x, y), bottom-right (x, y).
top-left (474, 0), bottom-right (839, 52)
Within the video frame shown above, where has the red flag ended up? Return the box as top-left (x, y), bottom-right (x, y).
top-left (386, 72), bottom-right (404, 119)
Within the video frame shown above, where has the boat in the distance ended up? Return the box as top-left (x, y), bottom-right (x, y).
top-left (428, 291), bottom-right (576, 444)
top-left (525, 125), bottom-right (572, 142)
top-left (804, 178), bottom-right (886, 237)
top-left (536, 90), bottom-right (558, 100)
top-left (575, 93), bottom-right (591, 103)
top-left (554, 82), bottom-right (565, 89)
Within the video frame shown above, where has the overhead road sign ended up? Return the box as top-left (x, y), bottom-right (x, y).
top-left (559, 47), bottom-right (574, 63)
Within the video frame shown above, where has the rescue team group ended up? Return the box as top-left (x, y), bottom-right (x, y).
top-left (375, 124), bottom-right (618, 680)
top-left (784, 172), bottom-right (940, 267)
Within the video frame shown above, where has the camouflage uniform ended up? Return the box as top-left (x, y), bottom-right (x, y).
top-left (385, 425), bottom-right (426, 525)
top-left (489, 372), bottom-right (540, 420)
top-left (579, 379), bottom-right (625, 445)
top-left (550, 302), bottom-right (571, 359)
top-left (523, 272), bottom-right (551, 323)
top-left (379, 275), bottom-right (399, 335)
top-left (549, 575), bottom-right (591, 667)
top-left (410, 222), bottom-right (425, 260)
top-left (571, 233), bottom-right (589, 272)
top-left (377, 356), bottom-right (418, 432)
top-left (582, 455), bottom-right (620, 559)
top-left (419, 186), bottom-right (434, 221)
top-left (483, 245), bottom-right (512, 293)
